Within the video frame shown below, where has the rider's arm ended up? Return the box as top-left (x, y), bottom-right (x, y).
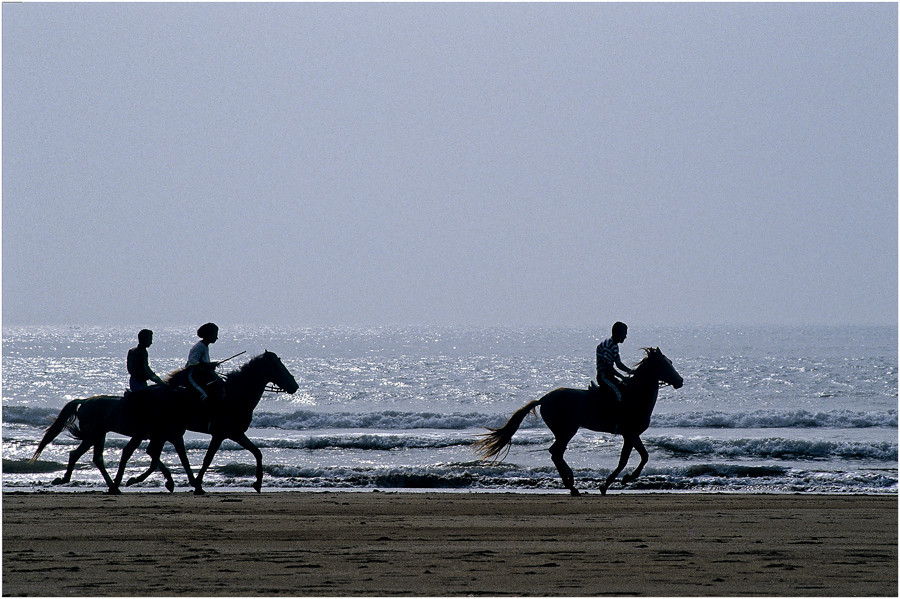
top-left (615, 358), bottom-right (634, 375)
top-left (142, 357), bottom-right (163, 384)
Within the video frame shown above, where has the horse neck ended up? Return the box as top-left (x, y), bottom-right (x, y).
top-left (223, 366), bottom-right (268, 410)
top-left (627, 362), bottom-right (661, 408)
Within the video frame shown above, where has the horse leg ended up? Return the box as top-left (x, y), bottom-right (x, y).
top-left (131, 439), bottom-right (176, 492)
top-left (114, 437), bottom-right (143, 489)
top-left (194, 436), bottom-right (224, 495)
top-left (600, 436), bottom-right (635, 496)
top-left (126, 438), bottom-right (163, 487)
top-left (170, 436), bottom-right (196, 488)
top-left (157, 459), bottom-right (175, 493)
top-left (90, 434), bottom-right (120, 494)
top-left (52, 439), bottom-right (92, 485)
top-left (231, 432), bottom-right (264, 493)
top-left (622, 436), bottom-right (649, 485)
top-left (548, 430), bottom-right (579, 496)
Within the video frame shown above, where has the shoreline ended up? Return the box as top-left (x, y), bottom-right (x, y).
top-left (3, 491), bottom-right (897, 596)
top-left (3, 485), bottom-right (899, 495)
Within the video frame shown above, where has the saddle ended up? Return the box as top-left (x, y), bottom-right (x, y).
top-left (123, 382), bottom-right (166, 400)
top-left (167, 364), bottom-right (222, 399)
top-left (588, 379), bottom-right (622, 396)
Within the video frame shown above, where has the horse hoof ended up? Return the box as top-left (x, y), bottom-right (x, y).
top-left (51, 478), bottom-right (65, 486)
top-left (194, 487), bottom-right (206, 496)
top-left (125, 477), bottom-right (137, 487)
top-left (569, 488), bottom-right (580, 496)
top-left (165, 481), bottom-right (175, 493)
top-left (253, 482), bottom-right (262, 493)
top-left (107, 486), bottom-right (121, 495)
top-left (599, 486), bottom-right (607, 496)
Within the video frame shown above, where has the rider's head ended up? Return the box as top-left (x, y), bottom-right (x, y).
top-left (612, 321), bottom-right (628, 344)
top-left (197, 322), bottom-right (219, 344)
top-left (138, 329), bottom-right (153, 347)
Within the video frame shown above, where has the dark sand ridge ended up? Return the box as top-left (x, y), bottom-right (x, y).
top-left (2, 491), bottom-right (897, 596)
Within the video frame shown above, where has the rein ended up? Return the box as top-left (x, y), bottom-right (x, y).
top-left (263, 384), bottom-right (290, 394)
top-left (216, 369), bottom-right (290, 394)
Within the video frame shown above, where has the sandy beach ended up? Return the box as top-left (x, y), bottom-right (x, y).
top-left (2, 491), bottom-right (896, 596)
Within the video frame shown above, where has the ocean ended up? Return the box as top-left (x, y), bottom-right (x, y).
top-left (2, 325), bottom-right (896, 494)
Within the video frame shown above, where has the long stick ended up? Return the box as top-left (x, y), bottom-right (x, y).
top-left (217, 350), bottom-right (247, 366)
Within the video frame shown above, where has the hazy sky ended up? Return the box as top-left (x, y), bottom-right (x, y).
top-left (3, 2), bottom-right (897, 328)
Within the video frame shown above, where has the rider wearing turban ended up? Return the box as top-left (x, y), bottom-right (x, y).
top-left (185, 323), bottom-right (223, 408)
top-left (187, 322), bottom-right (219, 367)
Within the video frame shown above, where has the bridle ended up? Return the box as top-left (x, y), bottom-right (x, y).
top-left (263, 384), bottom-right (290, 394)
top-left (214, 351), bottom-right (294, 394)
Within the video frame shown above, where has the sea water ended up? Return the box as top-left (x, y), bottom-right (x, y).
top-left (2, 325), bottom-right (896, 494)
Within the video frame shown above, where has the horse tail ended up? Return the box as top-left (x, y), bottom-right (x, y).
top-left (473, 399), bottom-right (543, 461)
top-left (31, 399), bottom-right (86, 462)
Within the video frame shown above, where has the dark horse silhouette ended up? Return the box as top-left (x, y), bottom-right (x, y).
top-left (119, 351), bottom-right (299, 494)
top-left (30, 364), bottom-right (221, 493)
top-left (473, 348), bottom-right (683, 495)
top-left (32, 352), bottom-right (298, 494)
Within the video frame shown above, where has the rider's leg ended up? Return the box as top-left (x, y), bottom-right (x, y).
top-left (599, 371), bottom-right (622, 402)
top-left (599, 371), bottom-right (624, 434)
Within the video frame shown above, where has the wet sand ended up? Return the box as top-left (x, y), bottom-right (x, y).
top-left (2, 491), bottom-right (896, 596)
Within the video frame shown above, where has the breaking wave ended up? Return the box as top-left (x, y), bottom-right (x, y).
top-left (255, 408), bottom-right (898, 431)
top-left (8, 406), bottom-right (895, 431)
top-left (18, 430), bottom-right (894, 462)
top-left (205, 461), bottom-right (896, 494)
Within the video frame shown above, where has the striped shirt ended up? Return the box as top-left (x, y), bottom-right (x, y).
top-left (596, 337), bottom-right (621, 373)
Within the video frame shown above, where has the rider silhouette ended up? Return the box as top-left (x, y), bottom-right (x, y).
top-left (127, 329), bottom-right (164, 392)
top-left (596, 322), bottom-right (634, 403)
top-left (187, 322), bottom-right (218, 367)
top-left (185, 323), bottom-right (224, 410)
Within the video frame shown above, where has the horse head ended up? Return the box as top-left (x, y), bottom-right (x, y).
top-left (261, 350), bottom-right (300, 394)
top-left (642, 347), bottom-right (683, 389)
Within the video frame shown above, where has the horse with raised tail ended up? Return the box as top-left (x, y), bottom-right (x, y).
top-left (474, 347), bottom-right (683, 495)
top-left (32, 351), bottom-right (298, 494)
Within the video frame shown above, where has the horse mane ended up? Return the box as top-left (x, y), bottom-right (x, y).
top-left (632, 347), bottom-right (656, 371)
top-left (164, 366), bottom-right (190, 384)
top-left (220, 352), bottom-right (269, 388)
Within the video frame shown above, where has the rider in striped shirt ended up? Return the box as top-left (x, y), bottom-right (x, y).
top-left (596, 322), bottom-right (634, 402)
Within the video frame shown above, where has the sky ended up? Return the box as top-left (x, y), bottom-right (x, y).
top-left (2, 2), bottom-right (897, 328)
